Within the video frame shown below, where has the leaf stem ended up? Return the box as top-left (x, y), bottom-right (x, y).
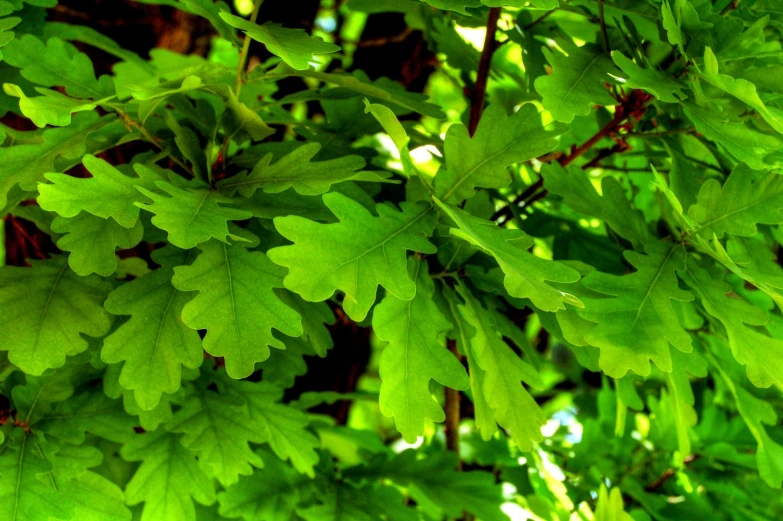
top-left (234, 0), bottom-right (265, 95)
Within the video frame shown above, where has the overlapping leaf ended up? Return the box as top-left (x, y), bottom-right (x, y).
top-left (103, 247), bottom-right (203, 410)
top-left (372, 258), bottom-right (469, 441)
top-left (269, 192), bottom-right (437, 321)
top-left (534, 43), bottom-right (618, 123)
top-left (220, 13), bottom-right (340, 70)
top-left (433, 104), bottom-right (562, 203)
top-left (579, 244), bottom-right (693, 378)
top-left (0, 255), bottom-right (111, 374)
top-left (437, 200), bottom-right (581, 312)
top-left (38, 155), bottom-right (160, 228)
top-left (172, 240), bottom-right (302, 378)
top-left (136, 180), bottom-right (252, 248)
top-left (682, 262), bottom-right (783, 388)
top-left (219, 142), bottom-right (379, 197)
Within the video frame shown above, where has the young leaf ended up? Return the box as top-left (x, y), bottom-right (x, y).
top-left (103, 247), bottom-right (203, 410)
top-left (38, 155), bottom-right (161, 228)
top-left (372, 258), bottom-right (469, 441)
top-left (268, 192), bottom-right (437, 321)
top-left (436, 200), bottom-right (581, 312)
top-left (579, 244), bottom-right (693, 378)
top-left (136, 180), bottom-right (253, 249)
top-left (0, 255), bottom-right (111, 375)
top-left (433, 104), bottom-right (562, 203)
top-left (171, 240), bottom-right (303, 378)
top-left (220, 13), bottom-right (340, 70)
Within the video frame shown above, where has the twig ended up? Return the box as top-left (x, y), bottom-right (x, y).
top-left (626, 127), bottom-right (696, 138)
top-left (235, 0), bottom-right (265, 95)
top-left (646, 454), bottom-right (701, 491)
top-left (595, 165), bottom-right (671, 173)
top-left (490, 90), bottom-right (652, 223)
top-left (468, 7), bottom-right (502, 136)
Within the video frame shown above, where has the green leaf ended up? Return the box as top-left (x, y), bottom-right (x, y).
top-left (345, 450), bottom-right (510, 521)
top-left (51, 212), bottom-right (144, 276)
top-left (218, 142), bottom-right (379, 197)
top-left (699, 47), bottom-right (783, 134)
top-left (0, 255), bottom-right (111, 375)
top-left (534, 43), bottom-right (618, 123)
top-left (682, 103), bottom-right (781, 170)
top-left (1, 113), bottom-right (117, 208)
top-left (423, 0), bottom-right (480, 15)
top-left (233, 380), bottom-right (320, 476)
top-left (220, 13), bottom-right (340, 70)
top-left (299, 482), bottom-right (416, 521)
top-left (0, 431), bottom-right (75, 521)
top-left (610, 52), bottom-right (686, 103)
top-left (122, 430), bottom-right (216, 521)
top-left (594, 486), bottom-right (634, 521)
top-left (436, 200), bottom-right (581, 312)
top-left (433, 104), bottom-right (562, 203)
top-left (542, 163), bottom-right (652, 249)
top-left (217, 449), bottom-right (315, 521)
top-left (688, 164), bottom-right (783, 238)
top-left (579, 244), bottom-right (693, 378)
top-left (266, 67), bottom-right (445, 118)
top-left (3, 83), bottom-right (98, 127)
top-left (661, 0), bottom-right (685, 56)
top-left (171, 240), bottom-right (303, 378)
top-left (103, 247), bottom-right (203, 410)
top-left (36, 390), bottom-right (136, 444)
top-left (709, 339), bottom-right (783, 488)
top-left (268, 192), bottom-right (437, 321)
top-left (682, 261), bottom-right (783, 389)
top-left (167, 380), bottom-right (266, 486)
top-left (38, 155), bottom-right (161, 228)
top-left (3, 34), bottom-right (114, 99)
top-left (372, 258), bottom-right (469, 441)
top-left (457, 286), bottom-right (546, 450)
top-left (136, 180), bottom-right (253, 249)
top-left (45, 442), bottom-right (132, 521)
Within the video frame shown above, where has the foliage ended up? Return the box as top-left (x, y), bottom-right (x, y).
top-left (1, 1), bottom-right (783, 521)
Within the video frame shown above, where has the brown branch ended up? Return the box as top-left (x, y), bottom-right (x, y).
top-left (721, 0), bottom-right (741, 15)
top-left (468, 7), bottom-right (502, 136)
top-left (444, 339), bottom-right (462, 463)
top-left (646, 454), bottom-right (700, 491)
